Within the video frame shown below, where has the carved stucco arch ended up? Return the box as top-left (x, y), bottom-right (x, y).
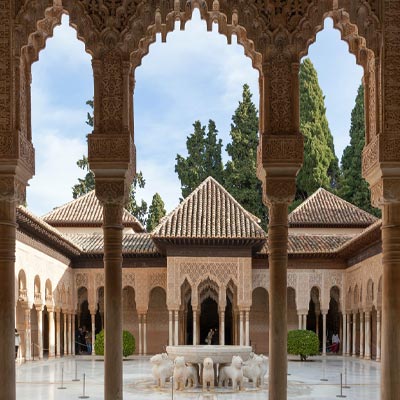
top-left (127, 0), bottom-right (263, 71)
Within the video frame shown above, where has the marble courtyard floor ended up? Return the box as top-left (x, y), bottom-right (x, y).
top-left (16, 355), bottom-right (380, 399)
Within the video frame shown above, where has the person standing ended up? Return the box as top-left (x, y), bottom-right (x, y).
top-left (15, 329), bottom-right (20, 359)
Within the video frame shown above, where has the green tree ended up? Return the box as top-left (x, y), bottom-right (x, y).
top-left (72, 100), bottom-right (148, 225)
top-left (175, 119), bottom-right (224, 198)
top-left (338, 85), bottom-right (381, 217)
top-left (224, 84), bottom-right (266, 225)
top-left (287, 330), bottom-right (320, 361)
top-left (296, 59), bottom-right (339, 204)
top-left (146, 193), bottom-right (167, 232)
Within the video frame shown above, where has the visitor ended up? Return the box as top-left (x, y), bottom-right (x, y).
top-left (205, 329), bottom-right (214, 345)
top-left (331, 333), bottom-right (340, 353)
top-left (85, 330), bottom-right (92, 354)
top-left (15, 329), bottom-right (20, 359)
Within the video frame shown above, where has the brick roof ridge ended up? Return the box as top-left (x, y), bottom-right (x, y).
top-left (151, 176), bottom-right (266, 239)
top-left (289, 187), bottom-right (378, 227)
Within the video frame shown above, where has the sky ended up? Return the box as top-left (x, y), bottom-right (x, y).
top-left (29, 11), bottom-right (363, 217)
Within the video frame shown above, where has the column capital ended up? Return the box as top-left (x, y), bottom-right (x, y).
top-left (0, 175), bottom-right (27, 205)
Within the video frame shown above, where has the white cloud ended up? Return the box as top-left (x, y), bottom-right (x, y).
top-left (27, 132), bottom-right (86, 216)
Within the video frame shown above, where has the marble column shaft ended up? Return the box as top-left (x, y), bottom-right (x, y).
top-left (219, 310), bottom-right (225, 345)
top-left (245, 311), bottom-right (250, 346)
top-left (322, 312), bottom-right (327, 356)
top-left (168, 310), bottom-right (173, 346)
top-left (268, 202), bottom-right (289, 400)
top-left (192, 308), bottom-right (197, 346)
top-left (49, 310), bottom-right (55, 357)
top-left (376, 310), bottom-right (381, 362)
top-left (37, 308), bottom-right (43, 359)
top-left (298, 314), bottom-right (302, 330)
top-left (346, 314), bottom-right (351, 356)
top-left (174, 310), bottom-right (179, 345)
top-left (364, 310), bottom-right (371, 360)
top-left (63, 312), bottom-right (67, 355)
top-left (72, 314), bottom-right (76, 355)
top-left (91, 313), bottom-right (95, 355)
top-left (352, 312), bottom-right (357, 356)
top-left (25, 308), bottom-right (32, 360)
top-left (239, 311), bottom-right (244, 346)
top-left (0, 200), bottom-right (17, 399)
top-left (103, 203), bottom-right (124, 400)
top-left (143, 314), bottom-right (147, 355)
top-left (360, 311), bottom-right (364, 358)
top-left (381, 203), bottom-right (400, 400)
top-left (342, 314), bottom-right (347, 356)
top-left (138, 314), bottom-right (142, 355)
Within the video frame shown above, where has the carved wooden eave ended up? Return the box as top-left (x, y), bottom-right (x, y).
top-left (152, 236), bottom-right (266, 255)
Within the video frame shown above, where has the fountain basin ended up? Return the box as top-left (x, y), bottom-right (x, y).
top-left (166, 345), bottom-right (252, 364)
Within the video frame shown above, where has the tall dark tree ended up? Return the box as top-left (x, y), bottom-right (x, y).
top-left (146, 193), bottom-right (167, 232)
top-left (72, 100), bottom-right (148, 225)
top-left (296, 59), bottom-right (339, 204)
top-left (224, 84), bottom-right (266, 224)
top-left (175, 119), bottom-right (224, 198)
top-left (338, 85), bottom-right (381, 216)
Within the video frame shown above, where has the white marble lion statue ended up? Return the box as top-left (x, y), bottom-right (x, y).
top-left (243, 354), bottom-right (263, 388)
top-left (173, 356), bottom-right (198, 390)
top-left (218, 355), bottom-right (244, 391)
top-left (150, 353), bottom-right (173, 388)
top-left (202, 357), bottom-right (214, 391)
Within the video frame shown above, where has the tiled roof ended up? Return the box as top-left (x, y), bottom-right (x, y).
top-left (152, 177), bottom-right (266, 241)
top-left (17, 206), bottom-right (81, 256)
top-left (42, 190), bottom-right (144, 232)
top-left (259, 233), bottom-right (353, 255)
top-left (289, 188), bottom-right (378, 227)
top-left (64, 233), bottom-right (159, 255)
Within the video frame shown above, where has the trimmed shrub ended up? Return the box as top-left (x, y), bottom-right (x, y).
top-left (94, 330), bottom-right (136, 357)
top-left (287, 329), bottom-right (320, 361)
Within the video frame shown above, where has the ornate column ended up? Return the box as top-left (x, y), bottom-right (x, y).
top-left (245, 310), bottom-right (250, 346)
top-left (342, 313), bottom-right (347, 356)
top-left (322, 311), bottom-right (327, 356)
top-left (138, 314), bottom-right (142, 355)
top-left (239, 311), bottom-right (244, 346)
top-left (219, 309), bottom-right (225, 345)
top-left (376, 310), bottom-right (381, 362)
top-left (48, 308), bottom-right (55, 357)
top-left (360, 311), bottom-right (364, 358)
top-left (89, 46), bottom-right (135, 399)
top-left (365, 310), bottom-right (371, 360)
top-left (316, 311), bottom-right (320, 336)
top-left (36, 306), bottom-right (43, 359)
top-left (297, 313), bottom-right (302, 329)
top-left (174, 310), bottom-right (179, 345)
top-left (168, 310), bottom-right (173, 346)
top-left (352, 312), bottom-right (357, 356)
top-left (192, 308), bottom-right (198, 346)
top-left (24, 308), bottom-right (32, 360)
top-left (143, 314), bottom-right (147, 355)
top-left (68, 313), bottom-right (73, 355)
top-left (302, 314), bottom-right (307, 330)
top-left (346, 313), bottom-right (351, 356)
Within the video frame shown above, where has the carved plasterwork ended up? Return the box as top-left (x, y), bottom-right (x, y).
top-left (150, 272), bottom-right (167, 291)
top-left (75, 272), bottom-right (88, 289)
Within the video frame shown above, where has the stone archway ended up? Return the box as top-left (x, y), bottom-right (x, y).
top-left (327, 286), bottom-right (342, 353)
top-left (122, 286), bottom-right (139, 354)
top-left (198, 279), bottom-right (219, 345)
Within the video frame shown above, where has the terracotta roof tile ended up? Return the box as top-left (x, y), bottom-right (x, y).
top-left (152, 177), bottom-right (266, 240)
top-left (289, 188), bottom-right (378, 227)
top-left (42, 191), bottom-right (144, 232)
top-left (64, 233), bottom-right (159, 255)
top-left (259, 233), bottom-right (353, 255)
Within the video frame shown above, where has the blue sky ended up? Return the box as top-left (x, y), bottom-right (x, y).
top-left (29, 11), bottom-right (363, 217)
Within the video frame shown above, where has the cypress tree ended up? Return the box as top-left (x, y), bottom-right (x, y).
top-left (175, 119), bottom-right (224, 198)
top-left (146, 193), bottom-right (167, 232)
top-left (72, 100), bottom-right (148, 224)
top-left (224, 84), bottom-right (266, 224)
top-left (296, 59), bottom-right (339, 202)
top-left (338, 85), bottom-right (381, 216)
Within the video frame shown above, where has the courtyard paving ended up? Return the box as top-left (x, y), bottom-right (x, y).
top-left (16, 355), bottom-right (380, 399)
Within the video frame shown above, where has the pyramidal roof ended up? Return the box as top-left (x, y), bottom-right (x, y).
top-left (42, 190), bottom-right (145, 232)
top-left (152, 176), bottom-right (266, 242)
top-left (289, 188), bottom-right (378, 227)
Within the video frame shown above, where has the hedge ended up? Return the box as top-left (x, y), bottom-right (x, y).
top-left (94, 330), bottom-right (136, 358)
top-left (287, 329), bottom-right (320, 361)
